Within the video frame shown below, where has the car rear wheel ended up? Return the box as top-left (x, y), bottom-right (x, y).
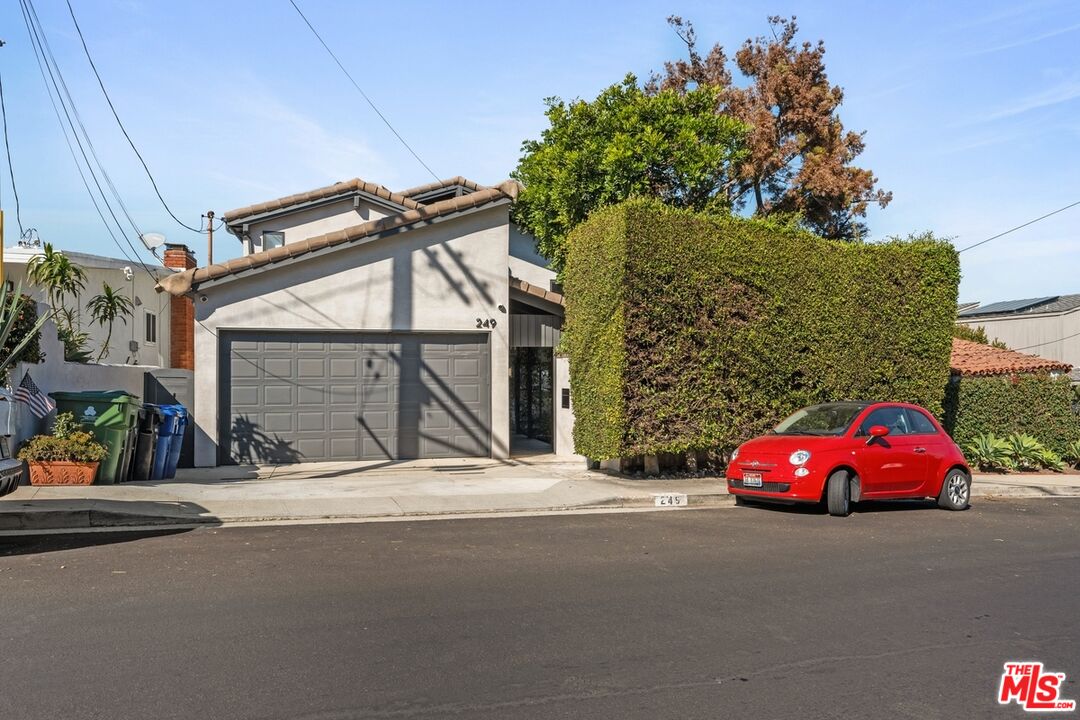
top-left (937, 469), bottom-right (971, 511)
top-left (826, 470), bottom-right (851, 517)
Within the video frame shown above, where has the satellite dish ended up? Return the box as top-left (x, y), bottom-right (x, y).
top-left (140, 232), bottom-right (166, 251)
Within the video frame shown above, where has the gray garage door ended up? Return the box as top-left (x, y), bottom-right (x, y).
top-left (221, 332), bottom-right (490, 464)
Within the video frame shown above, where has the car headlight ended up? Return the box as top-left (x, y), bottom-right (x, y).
top-left (789, 450), bottom-right (811, 466)
top-left (730, 447), bottom-right (740, 461)
top-left (793, 467), bottom-right (810, 477)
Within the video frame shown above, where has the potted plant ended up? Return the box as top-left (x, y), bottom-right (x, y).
top-left (18, 412), bottom-right (108, 486)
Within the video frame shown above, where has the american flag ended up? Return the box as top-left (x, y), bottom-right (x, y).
top-left (15, 372), bottom-right (54, 419)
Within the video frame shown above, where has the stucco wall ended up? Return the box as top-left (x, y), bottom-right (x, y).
top-left (961, 311), bottom-right (1080, 369)
top-left (8, 308), bottom-right (159, 451)
top-left (237, 197), bottom-right (396, 255)
top-left (193, 206), bottom-right (513, 466)
top-left (5, 256), bottom-right (170, 367)
top-left (509, 226), bottom-right (555, 288)
top-left (553, 355), bottom-right (581, 458)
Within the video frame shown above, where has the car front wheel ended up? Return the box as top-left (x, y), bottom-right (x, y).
top-left (937, 469), bottom-right (971, 511)
top-left (826, 470), bottom-right (851, 517)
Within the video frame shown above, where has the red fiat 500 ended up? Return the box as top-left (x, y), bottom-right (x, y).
top-left (726, 402), bottom-right (971, 516)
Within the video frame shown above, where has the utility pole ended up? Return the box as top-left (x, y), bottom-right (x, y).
top-left (205, 210), bottom-right (214, 265)
top-left (1, 38), bottom-right (6, 282)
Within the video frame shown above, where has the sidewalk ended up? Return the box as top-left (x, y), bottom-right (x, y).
top-left (0, 458), bottom-right (1076, 532)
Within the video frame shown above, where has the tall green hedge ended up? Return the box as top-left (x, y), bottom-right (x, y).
top-left (943, 374), bottom-right (1080, 453)
top-left (564, 199), bottom-right (960, 460)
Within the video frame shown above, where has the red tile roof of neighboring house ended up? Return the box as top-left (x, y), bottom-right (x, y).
top-left (159, 180), bottom-right (522, 296)
top-left (950, 338), bottom-right (1072, 377)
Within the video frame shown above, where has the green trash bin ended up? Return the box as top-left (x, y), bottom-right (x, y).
top-left (49, 391), bottom-right (141, 485)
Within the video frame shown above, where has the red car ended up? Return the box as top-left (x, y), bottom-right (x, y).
top-left (726, 402), bottom-right (972, 516)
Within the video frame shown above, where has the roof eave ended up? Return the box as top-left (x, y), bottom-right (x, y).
top-left (224, 189), bottom-right (414, 233)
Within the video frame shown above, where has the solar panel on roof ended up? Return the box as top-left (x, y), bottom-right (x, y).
top-left (959, 296), bottom-right (1057, 316)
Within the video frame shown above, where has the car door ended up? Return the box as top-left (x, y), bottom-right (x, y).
top-left (854, 406), bottom-right (928, 495)
top-left (903, 407), bottom-right (949, 495)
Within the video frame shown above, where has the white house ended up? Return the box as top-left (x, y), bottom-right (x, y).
top-left (159, 176), bottom-right (575, 467)
top-left (958, 294), bottom-right (1080, 383)
top-left (4, 242), bottom-right (173, 367)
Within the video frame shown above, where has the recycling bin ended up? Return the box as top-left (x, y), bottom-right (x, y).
top-left (130, 406), bottom-right (163, 483)
top-left (147, 404), bottom-right (184, 481)
top-left (162, 405), bottom-right (188, 479)
top-left (49, 391), bottom-right (141, 485)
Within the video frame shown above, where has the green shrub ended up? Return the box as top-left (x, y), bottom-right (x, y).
top-left (17, 412), bottom-right (108, 463)
top-left (943, 374), bottom-right (1080, 454)
top-left (564, 199), bottom-right (959, 459)
top-left (965, 433), bottom-right (1013, 472)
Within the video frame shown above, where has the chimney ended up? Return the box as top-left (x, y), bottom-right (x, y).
top-left (163, 243), bottom-right (197, 370)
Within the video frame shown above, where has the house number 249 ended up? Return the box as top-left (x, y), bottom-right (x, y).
top-left (475, 318), bottom-right (497, 329)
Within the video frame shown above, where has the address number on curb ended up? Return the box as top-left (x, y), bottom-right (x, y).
top-left (653, 493), bottom-right (688, 507)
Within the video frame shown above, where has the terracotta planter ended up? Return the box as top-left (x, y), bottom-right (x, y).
top-left (26, 461), bottom-right (100, 486)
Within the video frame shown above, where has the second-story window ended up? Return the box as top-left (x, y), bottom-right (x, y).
top-left (262, 231), bottom-right (285, 250)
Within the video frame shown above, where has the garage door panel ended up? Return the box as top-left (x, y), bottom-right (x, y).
top-left (223, 332), bottom-right (489, 464)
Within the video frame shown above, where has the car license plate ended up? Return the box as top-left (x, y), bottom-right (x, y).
top-left (743, 472), bottom-right (763, 487)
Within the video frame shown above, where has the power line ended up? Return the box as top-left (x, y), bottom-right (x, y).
top-left (288, 0), bottom-right (440, 182)
top-left (0, 66), bottom-right (24, 236)
top-left (957, 199), bottom-right (1080, 253)
top-left (19, 0), bottom-right (158, 284)
top-left (1012, 329), bottom-right (1080, 353)
top-left (64, 0), bottom-right (205, 235)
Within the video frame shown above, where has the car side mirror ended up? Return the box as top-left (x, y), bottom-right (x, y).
top-left (866, 425), bottom-right (890, 445)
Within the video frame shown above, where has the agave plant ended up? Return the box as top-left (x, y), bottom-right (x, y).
top-left (965, 433), bottom-right (1013, 472)
top-left (1062, 439), bottom-right (1080, 469)
top-left (0, 277), bottom-right (54, 383)
top-left (1037, 448), bottom-right (1065, 473)
top-left (1005, 433), bottom-right (1045, 471)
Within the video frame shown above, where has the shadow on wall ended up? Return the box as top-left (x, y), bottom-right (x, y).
top-left (230, 415), bottom-right (302, 464)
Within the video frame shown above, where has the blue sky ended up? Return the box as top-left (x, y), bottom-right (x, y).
top-left (0, 0), bottom-right (1077, 303)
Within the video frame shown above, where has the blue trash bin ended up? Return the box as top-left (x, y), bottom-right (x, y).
top-left (149, 404), bottom-right (181, 481)
top-left (162, 405), bottom-right (188, 479)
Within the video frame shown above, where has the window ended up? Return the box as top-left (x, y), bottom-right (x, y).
top-left (856, 406), bottom-right (910, 436)
top-left (774, 403), bottom-right (868, 436)
top-left (144, 311), bottom-right (158, 344)
top-left (262, 231), bottom-right (285, 250)
top-left (904, 408), bottom-right (939, 435)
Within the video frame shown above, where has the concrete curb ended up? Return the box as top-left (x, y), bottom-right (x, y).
top-left (1, 483), bottom-right (1076, 533)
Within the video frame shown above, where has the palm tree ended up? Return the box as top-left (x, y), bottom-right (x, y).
top-left (26, 243), bottom-right (91, 362)
top-left (87, 282), bottom-right (134, 363)
top-left (26, 243), bottom-right (87, 318)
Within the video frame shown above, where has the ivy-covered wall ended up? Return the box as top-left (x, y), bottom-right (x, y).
top-left (943, 374), bottom-right (1080, 453)
top-left (563, 199), bottom-right (960, 460)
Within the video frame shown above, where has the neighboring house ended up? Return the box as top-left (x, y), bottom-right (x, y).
top-left (4, 242), bottom-right (177, 366)
top-left (957, 294), bottom-right (1080, 383)
top-left (949, 338), bottom-right (1072, 378)
top-left (159, 176), bottom-right (573, 467)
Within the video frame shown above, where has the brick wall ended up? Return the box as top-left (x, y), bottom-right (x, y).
top-left (163, 244), bottom-right (196, 370)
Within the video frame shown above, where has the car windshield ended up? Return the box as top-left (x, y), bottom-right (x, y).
top-left (773, 403), bottom-right (868, 436)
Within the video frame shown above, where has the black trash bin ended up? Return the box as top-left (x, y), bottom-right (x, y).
top-left (130, 406), bottom-right (163, 483)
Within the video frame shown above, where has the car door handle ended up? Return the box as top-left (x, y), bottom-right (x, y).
top-left (914, 447), bottom-right (926, 453)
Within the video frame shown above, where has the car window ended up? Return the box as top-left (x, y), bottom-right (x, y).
top-left (904, 408), bottom-right (938, 435)
top-left (857, 406), bottom-right (910, 436)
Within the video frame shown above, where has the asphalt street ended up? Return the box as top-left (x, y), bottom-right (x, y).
top-left (1, 499), bottom-right (1078, 720)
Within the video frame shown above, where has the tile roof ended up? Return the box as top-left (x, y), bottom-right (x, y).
top-left (950, 338), bottom-right (1073, 377)
top-left (159, 181), bottom-right (521, 296)
top-left (223, 178), bottom-right (421, 224)
top-left (399, 176), bottom-right (488, 199)
top-left (959, 293), bottom-right (1080, 318)
top-left (509, 276), bottom-right (564, 307)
